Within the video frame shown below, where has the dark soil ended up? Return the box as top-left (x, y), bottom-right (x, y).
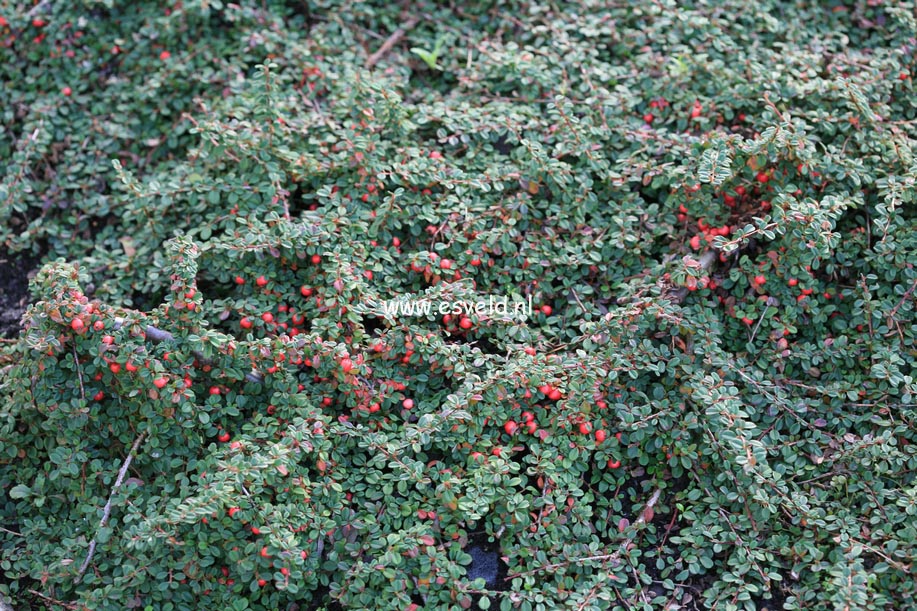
top-left (0, 248), bottom-right (40, 339)
top-left (464, 530), bottom-right (508, 609)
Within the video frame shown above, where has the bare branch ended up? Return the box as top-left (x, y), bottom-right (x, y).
top-left (74, 432), bottom-right (147, 584)
top-left (27, 590), bottom-right (83, 611)
top-left (505, 487), bottom-right (663, 580)
top-left (366, 17), bottom-right (420, 69)
top-left (113, 318), bottom-right (265, 384)
top-left (71, 345), bottom-right (85, 402)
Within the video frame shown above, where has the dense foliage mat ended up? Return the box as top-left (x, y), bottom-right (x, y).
top-left (1, 1), bottom-right (916, 610)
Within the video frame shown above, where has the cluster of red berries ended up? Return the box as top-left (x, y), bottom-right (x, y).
top-left (646, 98), bottom-right (703, 123)
top-left (442, 313), bottom-right (474, 333)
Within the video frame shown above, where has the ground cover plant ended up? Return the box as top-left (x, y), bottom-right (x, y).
top-left (1, 0), bottom-right (916, 609)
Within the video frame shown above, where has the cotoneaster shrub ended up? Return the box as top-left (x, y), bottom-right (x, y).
top-left (1, 1), bottom-right (916, 610)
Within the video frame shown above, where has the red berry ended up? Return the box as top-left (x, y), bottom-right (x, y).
top-left (690, 102), bottom-right (702, 118)
top-left (109, 363), bottom-right (121, 374)
top-left (228, 507), bottom-right (240, 518)
top-left (159, 50), bottom-right (171, 60)
top-left (256, 275), bottom-right (268, 287)
top-left (235, 276), bottom-right (245, 285)
top-left (251, 527), bottom-right (261, 535)
top-left (260, 547), bottom-right (270, 558)
top-left (742, 317), bottom-right (754, 325)
top-left (311, 254), bottom-right (321, 264)
top-left (340, 358), bottom-right (354, 373)
top-left (210, 386), bottom-right (221, 395)
top-left (93, 391), bottom-right (105, 401)
top-left (240, 317), bottom-right (253, 329)
top-left (504, 420), bottom-right (519, 435)
top-left (439, 259), bottom-right (452, 270)
top-left (754, 275), bottom-right (766, 286)
top-left (300, 286), bottom-right (313, 297)
top-left (218, 431), bottom-right (231, 443)
top-left (578, 422), bottom-right (592, 435)
top-left (459, 317), bottom-right (473, 330)
top-left (788, 278), bottom-right (798, 287)
top-left (470, 258), bottom-right (481, 266)
top-left (643, 113), bottom-right (654, 123)
top-left (280, 567), bottom-right (290, 577)
top-left (153, 377), bottom-right (168, 389)
top-left (541, 305), bottom-right (552, 315)
top-left (607, 459), bottom-right (622, 469)
top-left (548, 389), bottom-right (562, 401)
top-left (257, 579), bottom-right (267, 587)
top-left (756, 171), bottom-right (770, 183)
top-left (595, 430), bottom-right (607, 443)
top-left (70, 318), bottom-right (85, 332)
top-left (261, 312), bottom-right (273, 323)
top-left (690, 235), bottom-right (702, 250)
top-left (402, 398), bottom-right (414, 409)
top-left (62, 86), bottom-right (72, 97)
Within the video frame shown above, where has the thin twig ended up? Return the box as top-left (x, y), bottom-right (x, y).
top-left (365, 17), bottom-right (420, 68)
top-left (570, 289), bottom-right (589, 315)
top-left (26, 0), bottom-right (53, 18)
top-left (72, 345), bottom-right (85, 402)
top-left (28, 589), bottom-right (84, 611)
top-left (74, 432), bottom-right (147, 584)
top-left (887, 277), bottom-right (917, 321)
top-left (748, 299), bottom-right (771, 344)
top-left (506, 487), bottom-right (663, 580)
top-left (113, 318), bottom-right (264, 384)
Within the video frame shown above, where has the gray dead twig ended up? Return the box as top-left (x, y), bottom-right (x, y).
top-left (74, 432), bottom-right (147, 584)
top-left (366, 17), bottom-right (420, 69)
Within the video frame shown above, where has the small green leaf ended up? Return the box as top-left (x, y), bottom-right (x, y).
top-left (9, 484), bottom-right (31, 499)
